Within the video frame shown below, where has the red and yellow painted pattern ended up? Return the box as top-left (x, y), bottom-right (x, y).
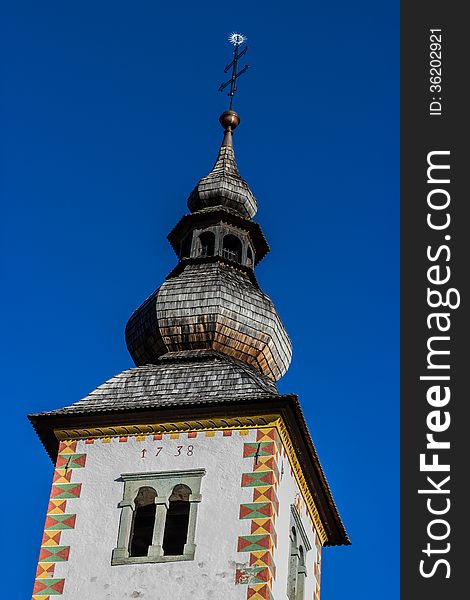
top-left (236, 427), bottom-right (281, 600)
top-left (32, 440), bottom-right (86, 599)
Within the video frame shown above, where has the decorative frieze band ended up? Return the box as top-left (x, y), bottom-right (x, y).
top-left (54, 415), bottom-right (280, 440)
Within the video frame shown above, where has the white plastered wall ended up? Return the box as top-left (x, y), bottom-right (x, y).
top-left (49, 428), bottom-right (322, 600)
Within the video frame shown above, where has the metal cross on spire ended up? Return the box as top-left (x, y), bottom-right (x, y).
top-left (218, 32), bottom-right (249, 109)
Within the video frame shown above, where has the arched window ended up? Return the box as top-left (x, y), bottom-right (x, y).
top-left (162, 484), bottom-right (191, 556)
top-left (129, 487), bottom-right (157, 557)
top-left (112, 469), bottom-right (205, 566)
top-left (222, 234), bottom-right (242, 263)
top-left (199, 231), bottom-right (215, 257)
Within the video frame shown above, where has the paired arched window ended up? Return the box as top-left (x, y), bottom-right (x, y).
top-left (128, 484), bottom-right (192, 558)
top-left (129, 487), bottom-right (157, 557)
top-left (198, 231), bottom-right (215, 257)
top-left (287, 507), bottom-right (310, 600)
top-left (180, 228), bottom-right (255, 267)
top-left (112, 469), bottom-right (205, 566)
top-left (222, 234), bottom-right (242, 263)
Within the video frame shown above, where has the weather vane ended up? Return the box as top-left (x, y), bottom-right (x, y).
top-left (218, 32), bottom-right (249, 110)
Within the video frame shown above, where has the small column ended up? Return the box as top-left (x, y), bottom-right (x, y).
top-left (297, 565), bottom-right (307, 599)
top-left (241, 239), bottom-right (248, 266)
top-left (148, 499), bottom-right (168, 559)
top-left (287, 550), bottom-right (300, 599)
top-left (190, 229), bottom-right (201, 258)
top-left (214, 227), bottom-right (223, 258)
top-left (111, 502), bottom-right (133, 561)
top-left (183, 493), bottom-right (201, 557)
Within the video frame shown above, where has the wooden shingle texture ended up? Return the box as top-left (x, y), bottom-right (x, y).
top-left (35, 352), bottom-right (279, 415)
top-left (125, 262), bottom-right (292, 381)
top-left (187, 143), bottom-right (257, 218)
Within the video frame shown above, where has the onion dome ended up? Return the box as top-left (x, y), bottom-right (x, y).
top-left (126, 262), bottom-right (291, 381)
top-left (187, 110), bottom-right (257, 218)
top-left (125, 112), bottom-right (292, 382)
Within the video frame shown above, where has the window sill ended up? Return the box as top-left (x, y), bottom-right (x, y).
top-left (111, 549), bottom-right (195, 566)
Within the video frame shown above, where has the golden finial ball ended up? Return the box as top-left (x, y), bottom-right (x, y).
top-left (219, 110), bottom-right (240, 130)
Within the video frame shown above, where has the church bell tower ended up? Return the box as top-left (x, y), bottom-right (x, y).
top-left (29, 35), bottom-right (349, 600)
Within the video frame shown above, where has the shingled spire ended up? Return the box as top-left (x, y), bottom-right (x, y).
top-left (187, 110), bottom-right (257, 218)
top-left (125, 110), bottom-right (292, 381)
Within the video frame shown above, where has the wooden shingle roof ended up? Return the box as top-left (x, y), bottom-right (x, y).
top-left (187, 138), bottom-right (257, 218)
top-left (33, 352), bottom-right (278, 416)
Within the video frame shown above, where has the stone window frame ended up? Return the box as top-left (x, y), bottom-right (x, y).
top-left (111, 469), bottom-right (205, 566)
top-left (287, 504), bottom-right (312, 599)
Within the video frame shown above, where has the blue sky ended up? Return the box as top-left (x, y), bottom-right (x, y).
top-left (1, 1), bottom-right (399, 598)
